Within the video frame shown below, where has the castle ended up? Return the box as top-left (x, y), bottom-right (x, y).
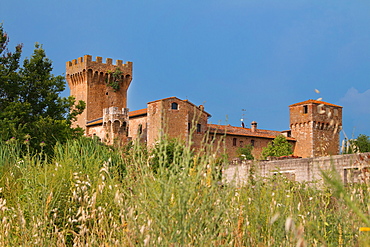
top-left (66, 55), bottom-right (343, 160)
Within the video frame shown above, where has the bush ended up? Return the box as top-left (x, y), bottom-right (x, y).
top-left (261, 135), bottom-right (293, 159)
top-left (237, 144), bottom-right (254, 160)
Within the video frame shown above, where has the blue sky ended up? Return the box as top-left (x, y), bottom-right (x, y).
top-left (1, 0), bottom-right (370, 138)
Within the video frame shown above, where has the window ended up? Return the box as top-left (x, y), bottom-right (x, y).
top-left (196, 123), bottom-right (201, 133)
top-left (171, 102), bottom-right (178, 110)
top-left (251, 140), bottom-right (255, 147)
top-left (138, 124), bottom-right (142, 135)
top-left (334, 109), bottom-right (338, 116)
top-left (233, 138), bottom-right (237, 147)
top-left (303, 105), bottom-right (308, 114)
top-left (188, 123), bottom-right (191, 131)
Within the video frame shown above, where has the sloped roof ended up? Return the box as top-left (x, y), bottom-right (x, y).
top-left (147, 96), bottom-right (211, 117)
top-left (86, 117), bottom-right (103, 127)
top-left (289, 99), bottom-right (342, 108)
top-left (129, 108), bottom-right (147, 118)
top-left (207, 124), bottom-right (296, 141)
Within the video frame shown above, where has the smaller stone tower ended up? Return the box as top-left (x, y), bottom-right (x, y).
top-left (102, 107), bottom-right (129, 145)
top-left (290, 100), bottom-right (342, 158)
top-left (66, 55), bottom-right (132, 139)
top-left (146, 97), bottom-right (210, 148)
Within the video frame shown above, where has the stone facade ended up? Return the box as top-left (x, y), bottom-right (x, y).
top-left (207, 124), bottom-right (296, 160)
top-left (66, 55), bottom-right (343, 160)
top-left (66, 55), bottom-right (132, 144)
top-left (224, 152), bottom-right (370, 184)
top-left (290, 100), bottom-right (342, 158)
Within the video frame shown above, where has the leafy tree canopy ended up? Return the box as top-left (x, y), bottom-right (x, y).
top-left (343, 134), bottom-right (370, 154)
top-left (0, 24), bottom-right (85, 155)
top-left (261, 135), bottom-right (293, 159)
top-left (237, 144), bottom-right (254, 160)
top-left (354, 134), bottom-right (370, 153)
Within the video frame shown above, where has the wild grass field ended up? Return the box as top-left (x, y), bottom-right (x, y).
top-left (0, 137), bottom-right (369, 246)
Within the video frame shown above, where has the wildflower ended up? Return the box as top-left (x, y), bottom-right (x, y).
top-left (23, 139), bottom-right (29, 145)
top-left (40, 141), bottom-right (46, 147)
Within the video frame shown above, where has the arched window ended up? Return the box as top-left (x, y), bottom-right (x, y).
top-left (171, 102), bottom-right (178, 110)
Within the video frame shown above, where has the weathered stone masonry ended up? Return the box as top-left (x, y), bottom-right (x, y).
top-left (66, 55), bottom-right (343, 160)
top-left (224, 152), bottom-right (370, 184)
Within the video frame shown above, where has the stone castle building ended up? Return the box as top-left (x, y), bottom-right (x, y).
top-left (66, 55), bottom-right (343, 159)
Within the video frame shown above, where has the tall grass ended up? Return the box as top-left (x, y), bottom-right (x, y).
top-left (0, 137), bottom-right (368, 246)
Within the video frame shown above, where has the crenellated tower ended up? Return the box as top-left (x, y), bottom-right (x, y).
top-left (289, 100), bottom-right (342, 158)
top-left (66, 55), bottom-right (133, 127)
top-left (66, 55), bottom-right (132, 132)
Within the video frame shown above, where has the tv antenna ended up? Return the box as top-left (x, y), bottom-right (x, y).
top-left (241, 109), bottom-right (246, 128)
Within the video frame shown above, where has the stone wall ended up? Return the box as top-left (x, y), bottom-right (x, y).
top-left (146, 97), bottom-right (209, 147)
top-left (289, 100), bottom-right (342, 158)
top-left (66, 55), bottom-right (132, 129)
top-left (224, 152), bottom-right (370, 185)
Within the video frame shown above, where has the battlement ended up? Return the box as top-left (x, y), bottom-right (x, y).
top-left (67, 55), bottom-right (132, 67)
top-left (66, 55), bottom-right (133, 76)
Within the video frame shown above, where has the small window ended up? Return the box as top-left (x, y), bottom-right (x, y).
top-left (233, 138), bottom-right (237, 147)
top-left (188, 123), bottom-right (191, 131)
top-left (196, 123), bottom-right (201, 133)
top-left (138, 124), bottom-right (143, 135)
top-left (303, 105), bottom-right (308, 114)
top-left (251, 140), bottom-right (255, 147)
top-left (171, 102), bottom-right (178, 110)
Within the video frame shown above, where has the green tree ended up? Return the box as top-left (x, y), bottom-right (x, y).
top-left (0, 24), bottom-right (85, 155)
top-left (237, 144), bottom-right (254, 160)
top-left (342, 134), bottom-right (370, 154)
top-left (353, 134), bottom-right (370, 153)
top-left (261, 135), bottom-right (293, 159)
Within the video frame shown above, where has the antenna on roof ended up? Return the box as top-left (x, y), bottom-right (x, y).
top-left (241, 109), bottom-right (246, 128)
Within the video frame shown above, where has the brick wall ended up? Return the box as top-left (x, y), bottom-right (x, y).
top-left (66, 55), bottom-right (132, 129)
top-left (224, 152), bottom-right (370, 185)
top-left (290, 101), bottom-right (342, 158)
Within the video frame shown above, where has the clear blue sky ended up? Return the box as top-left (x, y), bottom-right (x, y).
top-left (2, 0), bottom-right (370, 139)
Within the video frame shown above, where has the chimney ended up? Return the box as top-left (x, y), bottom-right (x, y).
top-left (199, 105), bottom-right (204, 111)
top-left (251, 121), bottom-right (257, 132)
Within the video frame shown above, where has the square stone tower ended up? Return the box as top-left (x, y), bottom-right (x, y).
top-left (66, 55), bottom-right (132, 144)
top-left (66, 55), bottom-right (132, 131)
top-left (290, 100), bottom-right (342, 158)
top-left (146, 97), bottom-right (210, 148)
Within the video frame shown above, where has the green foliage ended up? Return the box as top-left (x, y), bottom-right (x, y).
top-left (342, 134), bottom-right (370, 154)
top-left (0, 139), bottom-right (367, 246)
top-left (0, 25), bottom-right (85, 155)
top-left (237, 144), bottom-right (254, 160)
top-left (107, 67), bottom-right (122, 91)
top-left (150, 138), bottom-right (192, 173)
top-left (261, 135), bottom-right (293, 159)
top-left (354, 134), bottom-right (370, 153)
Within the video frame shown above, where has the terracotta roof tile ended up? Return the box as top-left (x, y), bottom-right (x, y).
top-left (207, 124), bottom-right (296, 141)
top-left (129, 108), bottom-right (147, 117)
top-left (147, 96), bottom-right (211, 117)
top-left (147, 96), bottom-right (178, 104)
top-left (289, 99), bottom-right (342, 108)
top-left (86, 117), bottom-right (103, 127)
